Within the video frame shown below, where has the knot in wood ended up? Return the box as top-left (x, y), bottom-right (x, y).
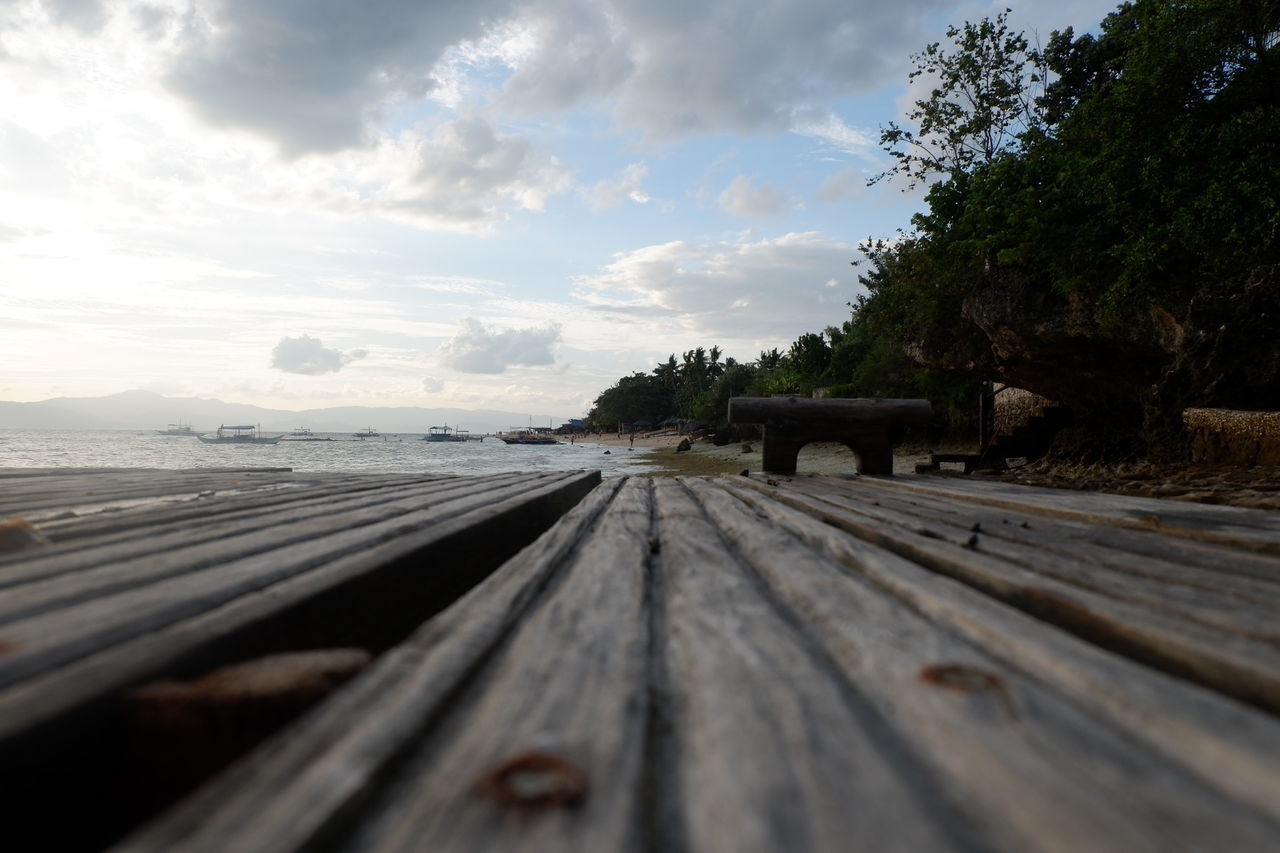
top-left (0, 517), bottom-right (50, 553)
top-left (476, 751), bottom-right (588, 810)
top-left (919, 663), bottom-right (1016, 719)
top-left (919, 663), bottom-right (1004, 693)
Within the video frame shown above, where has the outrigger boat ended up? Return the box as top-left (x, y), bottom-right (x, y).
top-left (498, 428), bottom-right (560, 445)
top-left (423, 425), bottom-right (469, 442)
top-left (283, 427), bottom-right (332, 442)
top-left (197, 424), bottom-right (283, 445)
top-left (354, 427), bottom-right (380, 438)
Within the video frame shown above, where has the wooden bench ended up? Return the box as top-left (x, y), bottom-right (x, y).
top-left (0, 466), bottom-right (600, 849)
top-left (728, 396), bottom-right (932, 474)
top-left (95, 472), bottom-right (1280, 852)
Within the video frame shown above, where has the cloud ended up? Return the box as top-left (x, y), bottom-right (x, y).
top-left (354, 116), bottom-right (573, 230)
top-left (114, 0), bottom-right (1115, 157)
top-left (438, 317), bottom-right (561, 374)
top-left (270, 335), bottom-right (367, 375)
top-left (575, 231), bottom-right (862, 341)
top-left (44, 0), bottom-right (107, 33)
top-left (814, 168), bottom-right (866, 202)
top-left (495, 0), bottom-right (939, 139)
top-left (790, 109), bottom-right (878, 158)
top-left (586, 162), bottom-right (650, 210)
top-left (421, 377), bottom-right (445, 392)
top-left (718, 175), bottom-right (790, 217)
top-left (164, 0), bottom-right (513, 156)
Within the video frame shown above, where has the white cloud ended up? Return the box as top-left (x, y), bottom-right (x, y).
top-left (421, 377), bottom-right (445, 392)
top-left (270, 335), bottom-right (367, 375)
top-left (790, 109), bottom-right (878, 158)
top-left (586, 162), bottom-right (650, 210)
top-left (575, 231), bottom-right (863, 341)
top-left (347, 116), bottom-right (573, 231)
top-left (814, 167), bottom-right (866, 202)
top-left (718, 175), bottom-right (790, 218)
top-left (438, 317), bottom-right (562, 374)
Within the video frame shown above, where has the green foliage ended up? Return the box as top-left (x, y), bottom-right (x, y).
top-left (587, 372), bottom-right (674, 428)
top-left (868, 0), bottom-right (1280, 336)
top-left (874, 9), bottom-right (1043, 189)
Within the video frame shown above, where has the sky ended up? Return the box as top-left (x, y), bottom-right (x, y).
top-left (0, 0), bottom-right (1119, 420)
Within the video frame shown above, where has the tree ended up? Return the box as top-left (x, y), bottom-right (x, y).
top-left (873, 9), bottom-right (1044, 189)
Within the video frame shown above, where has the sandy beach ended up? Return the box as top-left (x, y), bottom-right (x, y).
top-left (571, 432), bottom-right (935, 477)
top-left (572, 432), bottom-right (1280, 510)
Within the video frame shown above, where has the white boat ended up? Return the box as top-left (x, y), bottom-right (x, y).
top-left (197, 424), bottom-right (283, 445)
top-left (283, 427), bottom-right (333, 442)
top-left (156, 423), bottom-right (198, 436)
top-left (354, 427), bottom-right (379, 438)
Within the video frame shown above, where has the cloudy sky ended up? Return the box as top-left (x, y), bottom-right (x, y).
top-left (0, 0), bottom-right (1117, 419)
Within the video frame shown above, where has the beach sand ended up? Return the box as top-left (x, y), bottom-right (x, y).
top-left (574, 432), bottom-right (1280, 511)
top-left (571, 432), bottom-right (936, 477)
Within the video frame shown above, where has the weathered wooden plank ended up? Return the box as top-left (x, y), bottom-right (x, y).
top-left (691, 473), bottom-right (1280, 845)
top-left (0, 469), bottom-right (305, 518)
top-left (0, 467), bottom-right (291, 480)
top-left (114, 477), bottom-right (632, 853)
top-left (727, 475), bottom-right (1280, 715)
top-left (820, 477), bottom-right (1280, 597)
top-left (781, 477), bottom-right (1280, 640)
top-left (117, 474), bottom-right (1280, 852)
top-left (11, 473), bottom-right (454, 549)
top-left (333, 477), bottom-right (655, 852)
top-left (866, 475), bottom-right (1280, 554)
top-left (0, 472), bottom-right (594, 692)
top-left (649, 477), bottom-right (969, 852)
top-left (0, 469), bottom-right (601, 780)
top-left (0, 473), bottom-right (546, 623)
top-left (0, 474), bottom-right (524, 590)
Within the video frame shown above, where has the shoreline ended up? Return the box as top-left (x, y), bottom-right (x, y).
top-left (573, 433), bottom-right (935, 477)
top-left (575, 433), bottom-right (1280, 510)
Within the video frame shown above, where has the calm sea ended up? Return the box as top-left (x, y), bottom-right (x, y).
top-left (0, 430), bottom-right (660, 478)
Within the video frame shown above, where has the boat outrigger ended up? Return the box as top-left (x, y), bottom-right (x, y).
top-left (197, 425), bottom-right (283, 445)
top-left (423, 425), bottom-right (472, 442)
top-left (283, 427), bottom-right (332, 442)
top-left (498, 428), bottom-right (560, 445)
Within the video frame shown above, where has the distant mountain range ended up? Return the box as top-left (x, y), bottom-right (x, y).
top-left (0, 390), bottom-right (570, 435)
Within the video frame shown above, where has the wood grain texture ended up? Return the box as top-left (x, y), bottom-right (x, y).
top-left (863, 475), bottom-right (1280, 554)
top-left (0, 469), bottom-right (601, 779)
top-left (118, 474), bottom-right (1280, 852)
top-left (728, 397), bottom-right (932, 427)
top-left (734, 475), bottom-right (1280, 714)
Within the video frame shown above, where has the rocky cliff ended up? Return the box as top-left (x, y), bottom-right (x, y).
top-left (912, 265), bottom-right (1280, 459)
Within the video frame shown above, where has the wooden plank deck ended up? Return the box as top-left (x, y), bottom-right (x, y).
top-left (82, 472), bottom-right (1280, 853)
top-left (0, 466), bottom-right (601, 848)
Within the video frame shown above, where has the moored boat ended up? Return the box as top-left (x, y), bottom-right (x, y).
top-left (498, 429), bottom-right (560, 445)
top-left (197, 424), bottom-right (283, 445)
top-left (424, 425), bottom-right (469, 442)
top-left (283, 427), bottom-right (333, 442)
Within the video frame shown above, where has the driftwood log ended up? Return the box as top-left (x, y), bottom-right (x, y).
top-left (728, 396), bottom-right (932, 474)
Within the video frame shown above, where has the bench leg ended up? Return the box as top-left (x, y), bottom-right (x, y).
top-left (850, 439), bottom-right (893, 475)
top-left (761, 428), bottom-right (896, 476)
top-left (761, 429), bottom-right (802, 474)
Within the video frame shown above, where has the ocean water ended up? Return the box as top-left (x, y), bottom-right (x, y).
top-left (0, 430), bottom-right (661, 478)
